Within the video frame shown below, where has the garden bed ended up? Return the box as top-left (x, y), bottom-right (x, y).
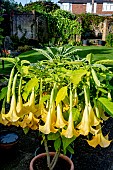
top-left (1, 117), bottom-right (113, 170)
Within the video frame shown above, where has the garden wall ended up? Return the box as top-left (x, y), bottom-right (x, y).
top-left (11, 12), bottom-right (48, 43)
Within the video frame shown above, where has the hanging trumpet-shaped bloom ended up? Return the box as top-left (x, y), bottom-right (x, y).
top-left (2, 73), bottom-right (20, 122)
top-left (18, 112), bottom-right (39, 130)
top-left (62, 88), bottom-right (79, 138)
top-left (39, 104), bottom-right (57, 134)
top-left (23, 88), bottom-right (39, 117)
top-left (77, 104), bottom-right (100, 136)
top-left (87, 126), bottom-right (111, 148)
top-left (2, 94), bottom-right (20, 122)
top-left (89, 103), bottom-right (100, 127)
top-left (55, 102), bottom-right (67, 128)
top-left (77, 85), bottom-right (100, 136)
top-left (39, 85), bottom-right (57, 134)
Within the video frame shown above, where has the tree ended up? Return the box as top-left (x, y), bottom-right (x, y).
top-left (0, 16), bottom-right (4, 45)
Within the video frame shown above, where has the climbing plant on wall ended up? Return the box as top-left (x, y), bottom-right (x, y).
top-left (52, 9), bottom-right (83, 45)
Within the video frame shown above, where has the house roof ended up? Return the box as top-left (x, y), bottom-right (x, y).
top-left (58, 0), bottom-right (113, 4)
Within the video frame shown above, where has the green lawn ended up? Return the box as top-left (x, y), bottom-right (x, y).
top-left (1, 46), bottom-right (113, 75)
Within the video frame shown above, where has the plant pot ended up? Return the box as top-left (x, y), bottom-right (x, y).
top-left (0, 130), bottom-right (19, 151)
top-left (98, 40), bottom-right (105, 46)
top-left (29, 152), bottom-right (74, 170)
top-left (82, 39), bottom-right (89, 46)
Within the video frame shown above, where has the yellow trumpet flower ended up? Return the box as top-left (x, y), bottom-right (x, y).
top-left (77, 104), bottom-right (100, 136)
top-left (62, 110), bottom-right (79, 138)
top-left (0, 113), bottom-right (8, 125)
top-left (23, 89), bottom-right (39, 117)
top-left (39, 103), bottom-right (57, 134)
top-left (39, 84), bottom-right (57, 134)
top-left (2, 94), bottom-right (20, 122)
top-left (87, 127), bottom-right (111, 148)
top-left (62, 88), bottom-right (79, 138)
top-left (18, 112), bottom-right (39, 130)
top-left (89, 103), bottom-right (100, 126)
top-left (55, 103), bottom-right (67, 128)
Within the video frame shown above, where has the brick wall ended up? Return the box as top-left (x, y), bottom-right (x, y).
top-left (96, 4), bottom-right (113, 15)
top-left (72, 3), bottom-right (113, 15)
top-left (72, 4), bottom-right (86, 14)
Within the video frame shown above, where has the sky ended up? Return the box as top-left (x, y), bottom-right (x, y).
top-left (15, 0), bottom-right (58, 6)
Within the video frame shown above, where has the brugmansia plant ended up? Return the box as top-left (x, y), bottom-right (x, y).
top-left (0, 46), bottom-right (113, 169)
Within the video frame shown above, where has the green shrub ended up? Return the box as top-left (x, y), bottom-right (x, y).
top-left (17, 45), bottom-right (32, 52)
top-left (106, 33), bottom-right (113, 47)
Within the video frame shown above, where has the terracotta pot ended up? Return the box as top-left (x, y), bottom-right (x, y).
top-left (29, 152), bottom-right (74, 170)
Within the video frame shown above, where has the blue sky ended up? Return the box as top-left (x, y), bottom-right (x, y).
top-left (15, 0), bottom-right (58, 6)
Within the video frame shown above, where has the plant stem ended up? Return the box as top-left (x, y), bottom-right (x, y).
top-left (44, 137), bottom-right (51, 169)
top-left (50, 150), bottom-right (60, 170)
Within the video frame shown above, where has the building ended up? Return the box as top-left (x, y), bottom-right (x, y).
top-left (58, 0), bottom-right (113, 16)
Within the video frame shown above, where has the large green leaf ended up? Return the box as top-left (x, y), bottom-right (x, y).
top-left (1, 57), bottom-right (20, 64)
top-left (47, 132), bottom-right (60, 141)
top-left (98, 97), bottom-right (113, 117)
top-left (91, 68), bottom-right (100, 87)
top-left (56, 86), bottom-right (67, 106)
top-left (22, 77), bottom-right (38, 101)
top-left (33, 48), bottom-right (53, 61)
top-left (54, 138), bottom-right (61, 151)
top-left (69, 69), bottom-right (87, 86)
top-left (86, 53), bottom-right (93, 64)
top-left (96, 59), bottom-right (113, 66)
top-left (62, 135), bottom-right (76, 154)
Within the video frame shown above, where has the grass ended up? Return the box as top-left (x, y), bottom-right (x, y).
top-left (1, 46), bottom-right (113, 75)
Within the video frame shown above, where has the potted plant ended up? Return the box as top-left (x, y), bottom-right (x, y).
top-left (0, 46), bottom-right (113, 170)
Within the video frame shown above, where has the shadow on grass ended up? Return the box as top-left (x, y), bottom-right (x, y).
top-left (18, 50), bottom-right (46, 62)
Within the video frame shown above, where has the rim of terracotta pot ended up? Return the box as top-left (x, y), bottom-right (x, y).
top-left (29, 152), bottom-right (74, 170)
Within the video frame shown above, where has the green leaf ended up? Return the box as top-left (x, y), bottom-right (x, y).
top-left (21, 60), bottom-right (30, 66)
top-left (67, 145), bottom-right (74, 154)
top-left (86, 53), bottom-right (93, 64)
top-left (40, 95), bottom-right (50, 104)
top-left (70, 69), bottom-right (87, 86)
top-left (1, 57), bottom-right (16, 64)
top-left (96, 59), bottom-right (113, 66)
top-left (22, 77), bottom-right (38, 101)
top-left (47, 132), bottom-right (60, 140)
top-left (98, 97), bottom-right (113, 117)
top-left (98, 88), bottom-right (108, 94)
top-left (56, 86), bottom-right (67, 106)
top-left (0, 87), bottom-right (7, 101)
top-left (91, 68), bottom-right (100, 87)
top-left (1, 57), bottom-right (20, 64)
top-left (23, 127), bottom-right (29, 134)
top-left (72, 108), bottom-right (81, 123)
top-left (62, 135), bottom-right (76, 153)
top-left (93, 63), bottom-right (107, 71)
top-left (54, 138), bottom-right (61, 151)
top-left (22, 66), bottom-right (29, 75)
top-left (33, 48), bottom-right (53, 61)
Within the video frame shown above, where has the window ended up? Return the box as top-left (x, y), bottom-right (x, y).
top-left (61, 3), bottom-right (72, 12)
top-left (86, 3), bottom-right (97, 13)
top-left (103, 3), bottom-right (113, 11)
